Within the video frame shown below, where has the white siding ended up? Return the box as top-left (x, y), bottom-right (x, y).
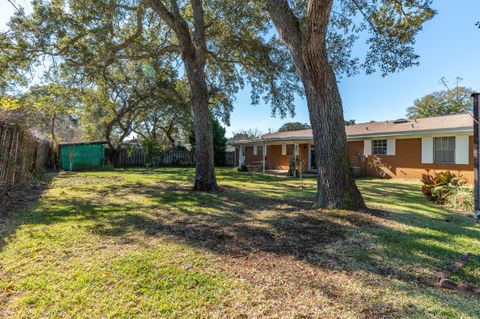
top-left (387, 139), bottom-right (396, 156)
top-left (421, 137), bottom-right (433, 164)
top-left (363, 140), bottom-right (372, 156)
top-left (455, 135), bottom-right (469, 165)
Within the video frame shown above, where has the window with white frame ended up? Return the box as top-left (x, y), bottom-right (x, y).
top-left (372, 139), bottom-right (387, 155)
top-left (286, 144), bottom-right (294, 155)
top-left (434, 136), bottom-right (455, 164)
top-left (257, 145), bottom-right (263, 156)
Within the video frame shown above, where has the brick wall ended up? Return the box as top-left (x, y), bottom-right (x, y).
top-left (347, 141), bottom-right (364, 167)
top-left (243, 144), bottom-right (309, 171)
top-left (244, 146), bottom-right (263, 166)
top-left (240, 137), bottom-right (474, 183)
top-left (358, 137), bottom-right (474, 183)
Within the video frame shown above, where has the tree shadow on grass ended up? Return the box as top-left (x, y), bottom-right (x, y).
top-left (0, 172), bottom-right (57, 251)
top-left (2, 171), bottom-right (480, 317)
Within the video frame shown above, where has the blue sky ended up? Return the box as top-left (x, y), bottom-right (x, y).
top-left (1, 0), bottom-right (479, 137)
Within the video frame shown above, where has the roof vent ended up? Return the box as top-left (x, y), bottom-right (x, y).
top-left (393, 119), bottom-right (409, 124)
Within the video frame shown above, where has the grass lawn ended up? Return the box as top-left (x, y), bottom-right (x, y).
top-left (1, 168), bottom-right (480, 318)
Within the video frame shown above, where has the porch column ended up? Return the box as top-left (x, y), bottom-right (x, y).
top-left (240, 145), bottom-right (245, 165)
top-left (293, 141), bottom-right (297, 178)
top-left (262, 142), bottom-right (266, 174)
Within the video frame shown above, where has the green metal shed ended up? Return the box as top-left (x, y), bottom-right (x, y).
top-left (59, 142), bottom-right (107, 171)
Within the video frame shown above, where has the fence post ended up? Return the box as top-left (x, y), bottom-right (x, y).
top-left (11, 129), bottom-right (20, 185)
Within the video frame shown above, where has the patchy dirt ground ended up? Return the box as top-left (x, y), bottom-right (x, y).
top-left (0, 177), bottom-right (51, 217)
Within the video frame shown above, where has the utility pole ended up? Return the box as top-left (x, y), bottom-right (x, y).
top-left (473, 93), bottom-right (480, 219)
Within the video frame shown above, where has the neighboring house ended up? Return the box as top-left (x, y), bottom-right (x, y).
top-left (231, 114), bottom-right (474, 182)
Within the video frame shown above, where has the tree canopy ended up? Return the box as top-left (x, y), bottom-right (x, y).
top-left (406, 86), bottom-right (473, 119)
top-left (278, 122), bottom-right (311, 132)
top-left (1, 0), bottom-right (302, 191)
top-left (0, 0), bottom-right (436, 197)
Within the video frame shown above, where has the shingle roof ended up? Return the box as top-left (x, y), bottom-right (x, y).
top-left (258, 114), bottom-right (473, 141)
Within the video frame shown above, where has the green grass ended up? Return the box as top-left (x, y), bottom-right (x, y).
top-left (449, 255), bottom-right (480, 289)
top-left (1, 168), bottom-right (480, 318)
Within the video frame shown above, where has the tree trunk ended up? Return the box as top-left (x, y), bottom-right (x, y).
top-left (184, 59), bottom-right (218, 191)
top-left (165, 121), bottom-right (176, 148)
top-left (302, 62), bottom-right (365, 209)
top-left (149, 0), bottom-right (217, 191)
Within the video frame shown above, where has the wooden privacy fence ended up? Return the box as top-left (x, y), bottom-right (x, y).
top-left (224, 151), bottom-right (236, 166)
top-left (118, 148), bottom-right (194, 167)
top-left (0, 123), bottom-right (51, 187)
top-left (118, 147), bottom-right (237, 167)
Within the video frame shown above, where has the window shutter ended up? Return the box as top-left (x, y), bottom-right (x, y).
top-left (364, 140), bottom-right (372, 156)
top-left (253, 145), bottom-right (257, 156)
top-left (387, 139), bottom-right (396, 155)
top-left (421, 137), bottom-right (433, 164)
top-left (455, 135), bottom-right (469, 165)
top-left (281, 144), bottom-right (287, 155)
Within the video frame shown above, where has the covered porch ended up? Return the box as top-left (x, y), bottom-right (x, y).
top-left (237, 140), bottom-right (317, 177)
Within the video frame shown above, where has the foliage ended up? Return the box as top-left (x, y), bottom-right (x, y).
top-left (274, 0), bottom-right (436, 77)
top-left (22, 84), bottom-right (79, 142)
top-left (406, 86), bottom-right (473, 119)
top-left (288, 157), bottom-right (302, 177)
top-left (123, 143), bottom-right (138, 158)
top-left (0, 97), bottom-right (21, 111)
top-left (445, 186), bottom-right (474, 214)
top-left (278, 122), bottom-right (310, 132)
top-left (212, 118), bottom-right (227, 166)
top-left (132, 90), bottom-right (191, 149)
top-left (1, 0), bottom-right (300, 121)
top-left (1, 84), bottom-right (79, 142)
top-left (142, 138), bottom-right (165, 166)
top-left (421, 171), bottom-right (467, 204)
top-left (189, 116), bottom-right (227, 166)
top-left (237, 163), bottom-right (248, 172)
top-left (231, 128), bottom-right (262, 140)
top-left (345, 119), bottom-right (356, 126)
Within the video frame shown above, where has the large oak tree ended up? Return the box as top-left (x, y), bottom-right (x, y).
top-left (263, 0), bottom-right (435, 209)
top-left (2, 0), bottom-right (298, 191)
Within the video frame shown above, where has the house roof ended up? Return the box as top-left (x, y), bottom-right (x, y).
top-left (234, 114), bottom-right (473, 144)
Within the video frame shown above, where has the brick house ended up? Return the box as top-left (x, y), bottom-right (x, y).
top-left (232, 114), bottom-right (474, 182)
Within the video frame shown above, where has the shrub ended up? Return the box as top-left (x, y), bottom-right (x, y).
top-left (421, 171), bottom-right (466, 204)
top-left (237, 163), bottom-right (248, 172)
top-left (445, 186), bottom-right (474, 213)
top-left (288, 158), bottom-right (303, 177)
